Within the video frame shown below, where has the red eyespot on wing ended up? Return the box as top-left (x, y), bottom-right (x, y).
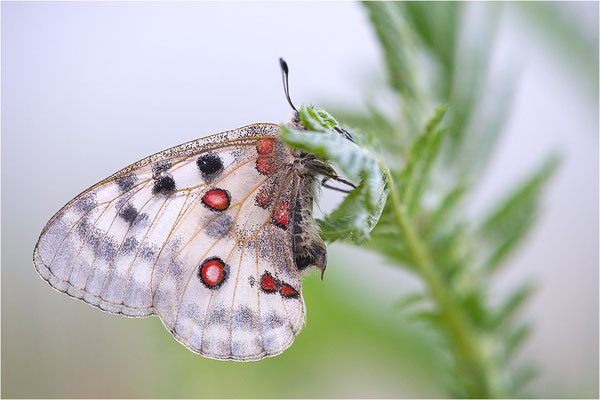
top-left (202, 189), bottom-right (230, 211)
top-left (199, 257), bottom-right (228, 288)
top-left (257, 139), bottom-right (275, 155)
top-left (255, 184), bottom-right (274, 208)
top-left (256, 157), bottom-right (278, 175)
top-left (273, 201), bottom-right (289, 228)
top-left (260, 272), bottom-right (277, 292)
top-left (280, 283), bottom-right (299, 298)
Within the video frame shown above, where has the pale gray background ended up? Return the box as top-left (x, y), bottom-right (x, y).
top-left (2, 1), bottom-right (598, 398)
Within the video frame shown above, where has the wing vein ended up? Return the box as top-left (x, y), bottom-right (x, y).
top-left (82, 180), bottom-right (153, 292)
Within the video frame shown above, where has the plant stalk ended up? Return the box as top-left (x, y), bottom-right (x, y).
top-left (383, 165), bottom-right (497, 397)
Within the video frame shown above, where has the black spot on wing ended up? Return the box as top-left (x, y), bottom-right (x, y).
top-left (152, 175), bottom-right (176, 195)
top-left (119, 204), bottom-right (138, 225)
top-left (197, 153), bottom-right (223, 181)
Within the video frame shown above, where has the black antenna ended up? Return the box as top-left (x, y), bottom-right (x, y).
top-left (279, 58), bottom-right (297, 112)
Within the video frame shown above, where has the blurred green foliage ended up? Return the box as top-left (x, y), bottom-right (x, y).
top-left (284, 1), bottom-right (585, 398)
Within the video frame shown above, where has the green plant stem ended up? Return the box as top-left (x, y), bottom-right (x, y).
top-left (382, 163), bottom-right (496, 397)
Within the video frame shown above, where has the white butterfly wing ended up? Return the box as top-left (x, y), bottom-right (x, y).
top-left (34, 123), bottom-right (305, 360)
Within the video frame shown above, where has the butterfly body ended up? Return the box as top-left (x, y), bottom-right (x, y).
top-left (34, 118), bottom-right (333, 361)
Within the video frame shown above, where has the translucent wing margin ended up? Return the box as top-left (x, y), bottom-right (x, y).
top-left (34, 123), bottom-right (306, 360)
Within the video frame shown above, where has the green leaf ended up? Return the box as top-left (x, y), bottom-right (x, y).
top-left (299, 106), bottom-right (339, 132)
top-left (488, 283), bottom-right (535, 329)
top-left (365, 231), bottom-right (412, 266)
top-left (424, 184), bottom-right (469, 239)
top-left (460, 290), bottom-right (488, 328)
top-left (398, 105), bottom-right (448, 214)
top-left (408, 310), bottom-right (442, 327)
top-left (280, 105), bottom-right (389, 243)
top-left (401, 2), bottom-right (462, 92)
top-left (362, 1), bottom-right (422, 100)
top-left (455, 66), bottom-right (519, 179)
top-left (511, 364), bottom-right (539, 395)
top-left (480, 155), bottom-right (560, 273)
top-left (431, 222), bottom-right (471, 274)
top-left (316, 179), bottom-right (385, 243)
top-left (328, 105), bottom-right (403, 158)
top-left (361, 1), bottom-right (428, 134)
top-left (516, 2), bottom-right (599, 94)
top-left (394, 292), bottom-right (427, 310)
top-left (445, 3), bottom-right (503, 161)
top-left (504, 322), bottom-right (533, 359)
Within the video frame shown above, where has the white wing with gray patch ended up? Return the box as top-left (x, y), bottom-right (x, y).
top-left (34, 123), bottom-right (306, 361)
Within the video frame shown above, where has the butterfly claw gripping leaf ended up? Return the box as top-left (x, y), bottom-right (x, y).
top-left (33, 60), bottom-right (352, 361)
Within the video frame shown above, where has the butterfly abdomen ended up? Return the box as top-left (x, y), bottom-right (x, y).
top-left (291, 175), bottom-right (327, 277)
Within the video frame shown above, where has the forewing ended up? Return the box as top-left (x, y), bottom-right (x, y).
top-left (34, 123), bottom-right (305, 360)
top-left (34, 123), bottom-right (278, 315)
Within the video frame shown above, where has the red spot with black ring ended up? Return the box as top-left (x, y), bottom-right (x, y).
top-left (202, 188), bottom-right (230, 211)
top-left (199, 257), bottom-right (228, 289)
top-left (260, 272), bottom-right (277, 293)
top-left (280, 283), bottom-right (299, 298)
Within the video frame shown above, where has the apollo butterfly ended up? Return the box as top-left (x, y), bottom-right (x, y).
top-left (33, 59), bottom-right (356, 361)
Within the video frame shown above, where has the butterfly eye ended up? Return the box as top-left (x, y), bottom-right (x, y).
top-left (198, 257), bottom-right (228, 289)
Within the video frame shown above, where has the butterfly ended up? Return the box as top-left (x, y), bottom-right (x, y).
top-left (33, 59), bottom-right (356, 361)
